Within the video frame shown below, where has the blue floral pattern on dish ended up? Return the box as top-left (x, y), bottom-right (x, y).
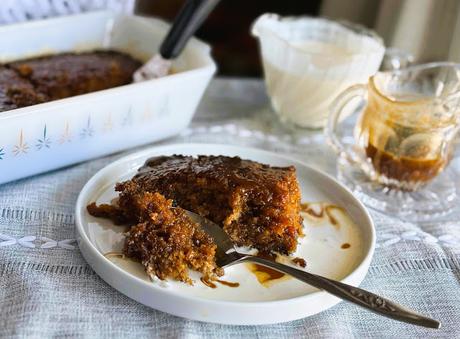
top-left (122, 106), bottom-right (133, 126)
top-left (36, 125), bottom-right (52, 150)
top-left (80, 116), bottom-right (94, 139)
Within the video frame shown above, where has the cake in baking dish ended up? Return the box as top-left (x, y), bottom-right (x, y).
top-left (0, 66), bottom-right (47, 112)
top-left (0, 50), bottom-right (141, 112)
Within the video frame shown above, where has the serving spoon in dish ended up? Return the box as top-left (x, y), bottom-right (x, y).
top-left (184, 210), bottom-right (441, 329)
top-left (134, 0), bottom-right (220, 81)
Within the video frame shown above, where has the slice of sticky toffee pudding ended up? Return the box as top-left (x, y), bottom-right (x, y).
top-left (117, 155), bottom-right (303, 254)
top-left (87, 155), bottom-right (303, 283)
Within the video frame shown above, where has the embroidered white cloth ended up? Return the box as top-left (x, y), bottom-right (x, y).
top-left (0, 0), bottom-right (134, 24)
top-left (1, 78), bottom-right (459, 338)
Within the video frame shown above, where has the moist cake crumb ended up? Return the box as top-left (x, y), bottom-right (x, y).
top-left (117, 155), bottom-right (303, 255)
top-left (87, 155), bottom-right (304, 283)
top-left (90, 192), bottom-right (223, 284)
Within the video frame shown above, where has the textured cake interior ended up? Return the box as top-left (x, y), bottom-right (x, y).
top-left (88, 192), bottom-right (223, 284)
top-left (87, 155), bottom-right (304, 283)
top-left (117, 155), bottom-right (303, 255)
top-left (0, 50), bottom-right (141, 112)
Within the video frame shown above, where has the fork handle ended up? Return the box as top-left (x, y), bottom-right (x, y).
top-left (240, 255), bottom-right (440, 329)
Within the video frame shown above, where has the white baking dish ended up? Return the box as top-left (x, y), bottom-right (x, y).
top-left (0, 11), bottom-right (216, 185)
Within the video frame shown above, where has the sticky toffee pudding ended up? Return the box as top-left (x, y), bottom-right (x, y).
top-left (88, 155), bottom-right (304, 285)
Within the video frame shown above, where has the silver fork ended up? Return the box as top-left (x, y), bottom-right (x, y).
top-left (184, 210), bottom-right (441, 329)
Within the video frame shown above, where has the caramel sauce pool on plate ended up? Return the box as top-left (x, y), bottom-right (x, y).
top-left (301, 202), bottom-right (345, 229)
top-left (200, 277), bottom-right (240, 289)
top-left (246, 263), bottom-right (288, 286)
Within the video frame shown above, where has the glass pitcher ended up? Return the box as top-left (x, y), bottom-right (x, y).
top-left (326, 62), bottom-right (460, 220)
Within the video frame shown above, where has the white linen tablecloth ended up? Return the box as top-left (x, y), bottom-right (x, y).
top-left (1, 78), bottom-right (459, 338)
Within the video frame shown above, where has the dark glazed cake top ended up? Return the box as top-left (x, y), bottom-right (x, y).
top-left (10, 51), bottom-right (141, 100)
top-left (0, 66), bottom-right (47, 111)
top-left (135, 155), bottom-right (297, 202)
top-left (0, 50), bottom-right (141, 112)
top-left (120, 155), bottom-right (303, 254)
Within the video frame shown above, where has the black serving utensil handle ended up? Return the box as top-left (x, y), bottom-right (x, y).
top-left (160, 0), bottom-right (220, 60)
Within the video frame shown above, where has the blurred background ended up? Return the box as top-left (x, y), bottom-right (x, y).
top-left (136, 0), bottom-right (321, 76)
top-left (1, 0), bottom-right (459, 76)
top-left (137, 0), bottom-right (460, 76)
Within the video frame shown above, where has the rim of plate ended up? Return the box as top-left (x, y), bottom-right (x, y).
top-left (75, 143), bottom-right (376, 308)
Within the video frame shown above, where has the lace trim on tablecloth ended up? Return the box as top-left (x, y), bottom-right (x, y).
top-left (180, 123), bottom-right (325, 146)
top-left (0, 234), bottom-right (75, 249)
top-left (1, 231), bottom-right (458, 250)
top-left (1, 256), bottom-right (459, 280)
top-left (1, 208), bottom-right (74, 224)
top-left (0, 261), bottom-right (95, 277)
top-left (0, 0), bottom-right (134, 24)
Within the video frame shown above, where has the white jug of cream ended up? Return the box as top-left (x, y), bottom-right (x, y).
top-left (252, 14), bottom-right (385, 129)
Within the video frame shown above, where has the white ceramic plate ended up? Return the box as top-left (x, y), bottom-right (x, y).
top-left (75, 143), bottom-right (375, 325)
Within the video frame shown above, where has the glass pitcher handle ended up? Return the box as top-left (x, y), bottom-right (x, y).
top-left (381, 48), bottom-right (415, 71)
top-left (325, 84), bottom-right (368, 165)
